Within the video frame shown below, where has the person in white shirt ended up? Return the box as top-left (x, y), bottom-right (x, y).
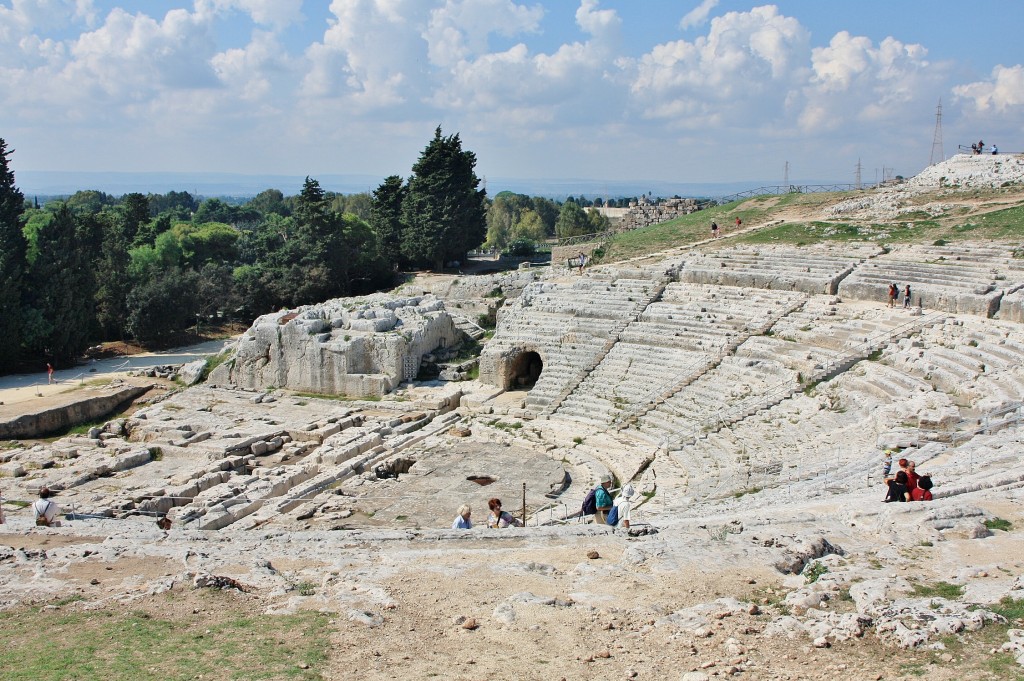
top-left (33, 487), bottom-right (61, 527)
top-left (613, 483), bottom-right (637, 529)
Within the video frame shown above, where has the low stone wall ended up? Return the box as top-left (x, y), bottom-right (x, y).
top-left (552, 242), bottom-right (602, 269)
top-left (0, 384), bottom-right (152, 439)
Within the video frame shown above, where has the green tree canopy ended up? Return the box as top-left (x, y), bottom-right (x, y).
top-left (401, 127), bottom-right (486, 270)
top-left (369, 175), bottom-right (406, 271)
top-left (554, 201), bottom-right (590, 239)
top-left (0, 138), bottom-right (27, 371)
top-left (22, 204), bottom-right (94, 364)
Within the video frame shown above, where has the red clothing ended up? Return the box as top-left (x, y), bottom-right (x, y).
top-left (910, 487), bottom-right (933, 501)
top-left (906, 470), bottom-right (920, 491)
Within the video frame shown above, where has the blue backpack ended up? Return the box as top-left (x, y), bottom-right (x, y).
top-left (606, 505), bottom-right (619, 526)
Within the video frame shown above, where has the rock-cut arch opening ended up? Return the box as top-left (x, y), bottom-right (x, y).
top-left (507, 351), bottom-right (543, 390)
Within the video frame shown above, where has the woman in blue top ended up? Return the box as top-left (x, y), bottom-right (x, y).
top-left (451, 504), bottom-right (472, 529)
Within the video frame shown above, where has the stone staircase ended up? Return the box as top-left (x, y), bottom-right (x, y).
top-left (650, 309), bottom-right (949, 451)
top-left (539, 277), bottom-right (670, 416)
top-left (449, 312), bottom-right (487, 341)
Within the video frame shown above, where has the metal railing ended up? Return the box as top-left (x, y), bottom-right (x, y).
top-left (715, 183), bottom-right (884, 205)
top-left (556, 231), bottom-right (612, 247)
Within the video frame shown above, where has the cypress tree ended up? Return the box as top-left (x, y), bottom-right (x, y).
top-left (0, 139), bottom-right (26, 372)
top-left (401, 127), bottom-right (487, 270)
top-left (24, 204), bottom-right (94, 364)
top-left (370, 175), bottom-right (407, 270)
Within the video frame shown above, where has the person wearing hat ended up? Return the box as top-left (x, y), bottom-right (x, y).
top-left (614, 483), bottom-right (637, 528)
top-left (594, 474), bottom-right (613, 524)
top-left (33, 487), bottom-right (61, 527)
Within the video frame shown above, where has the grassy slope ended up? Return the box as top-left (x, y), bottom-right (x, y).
top-left (1, 592), bottom-right (331, 681)
top-left (595, 186), bottom-right (1024, 263)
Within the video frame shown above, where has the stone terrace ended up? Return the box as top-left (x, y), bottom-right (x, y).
top-left (479, 278), bottom-right (661, 412)
top-left (627, 297), bottom-right (946, 449)
top-left (554, 283), bottom-right (804, 427)
top-left (837, 243), bottom-right (1024, 317)
top-left (3, 385), bottom-right (464, 531)
top-left (680, 243), bottom-right (882, 294)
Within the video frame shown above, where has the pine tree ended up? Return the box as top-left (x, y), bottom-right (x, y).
top-left (401, 127), bottom-right (487, 270)
top-left (0, 138), bottom-right (26, 372)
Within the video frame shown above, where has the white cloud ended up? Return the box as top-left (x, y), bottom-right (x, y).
top-left (423, 0), bottom-right (544, 68)
top-left (679, 0), bottom-right (718, 30)
top-left (198, 0), bottom-right (304, 30)
top-left (428, 0), bottom-right (623, 136)
top-left (799, 32), bottom-right (942, 131)
top-left (0, 0), bottom-right (97, 37)
top-left (301, 0), bottom-right (430, 108)
top-left (628, 6), bottom-right (810, 126)
top-left (212, 29), bottom-right (294, 102)
top-left (953, 64), bottom-right (1024, 115)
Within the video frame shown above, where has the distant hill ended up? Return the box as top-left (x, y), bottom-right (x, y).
top-left (15, 170), bottom-right (835, 201)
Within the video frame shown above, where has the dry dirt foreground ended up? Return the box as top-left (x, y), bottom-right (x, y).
top-left (1, 488), bottom-right (1023, 680)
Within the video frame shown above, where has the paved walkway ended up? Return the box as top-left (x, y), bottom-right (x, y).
top-left (0, 339), bottom-right (232, 407)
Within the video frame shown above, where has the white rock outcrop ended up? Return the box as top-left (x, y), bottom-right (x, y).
top-left (209, 294), bottom-right (462, 397)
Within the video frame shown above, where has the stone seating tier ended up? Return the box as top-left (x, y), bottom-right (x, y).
top-left (634, 359), bottom-right (802, 443)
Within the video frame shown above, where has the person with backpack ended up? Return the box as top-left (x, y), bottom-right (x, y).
top-left (33, 487), bottom-right (60, 527)
top-left (593, 474), bottom-right (613, 524)
top-left (608, 483), bottom-right (636, 528)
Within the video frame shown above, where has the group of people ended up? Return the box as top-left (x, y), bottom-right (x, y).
top-left (971, 139), bottom-right (998, 155)
top-left (883, 453), bottom-right (933, 502)
top-left (887, 282), bottom-right (912, 309)
top-left (589, 473), bottom-right (636, 528)
top-left (451, 497), bottom-right (524, 529)
top-left (710, 217), bottom-right (742, 240)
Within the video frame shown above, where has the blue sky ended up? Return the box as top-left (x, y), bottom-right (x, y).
top-left (1, 0), bottom-right (1022, 189)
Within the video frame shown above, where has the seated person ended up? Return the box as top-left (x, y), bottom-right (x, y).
top-left (910, 467), bottom-right (934, 501)
top-left (451, 504), bottom-right (473, 529)
top-left (884, 471), bottom-right (910, 502)
top-left (594, 474), bottom-right (613, 524)
top-left (486, 498), bottom-right (523, 528)
top-left (33, 487), bottom-right (61, 527)
top-left (612, 483), bottom-right (636, 528)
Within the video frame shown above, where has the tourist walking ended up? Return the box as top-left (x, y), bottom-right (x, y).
top-left (451, 504), bottom-right (473, 529)
top-left (486, 498), bottom-right (522, 528)
top-left (47, 362), bottom-right (54, 384)
top-left (887, 283), bottom-right (898, 308)
top-left (711, 222), bottom-right (719, 239)
top-left (903, 284), bottom-right (912, 309)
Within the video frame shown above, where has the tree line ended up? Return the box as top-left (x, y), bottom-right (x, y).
top-left (0, 129), bottom-right (623, 374)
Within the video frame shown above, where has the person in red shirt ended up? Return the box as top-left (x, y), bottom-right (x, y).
top-left (905, 460), bottom-right (920, 491)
